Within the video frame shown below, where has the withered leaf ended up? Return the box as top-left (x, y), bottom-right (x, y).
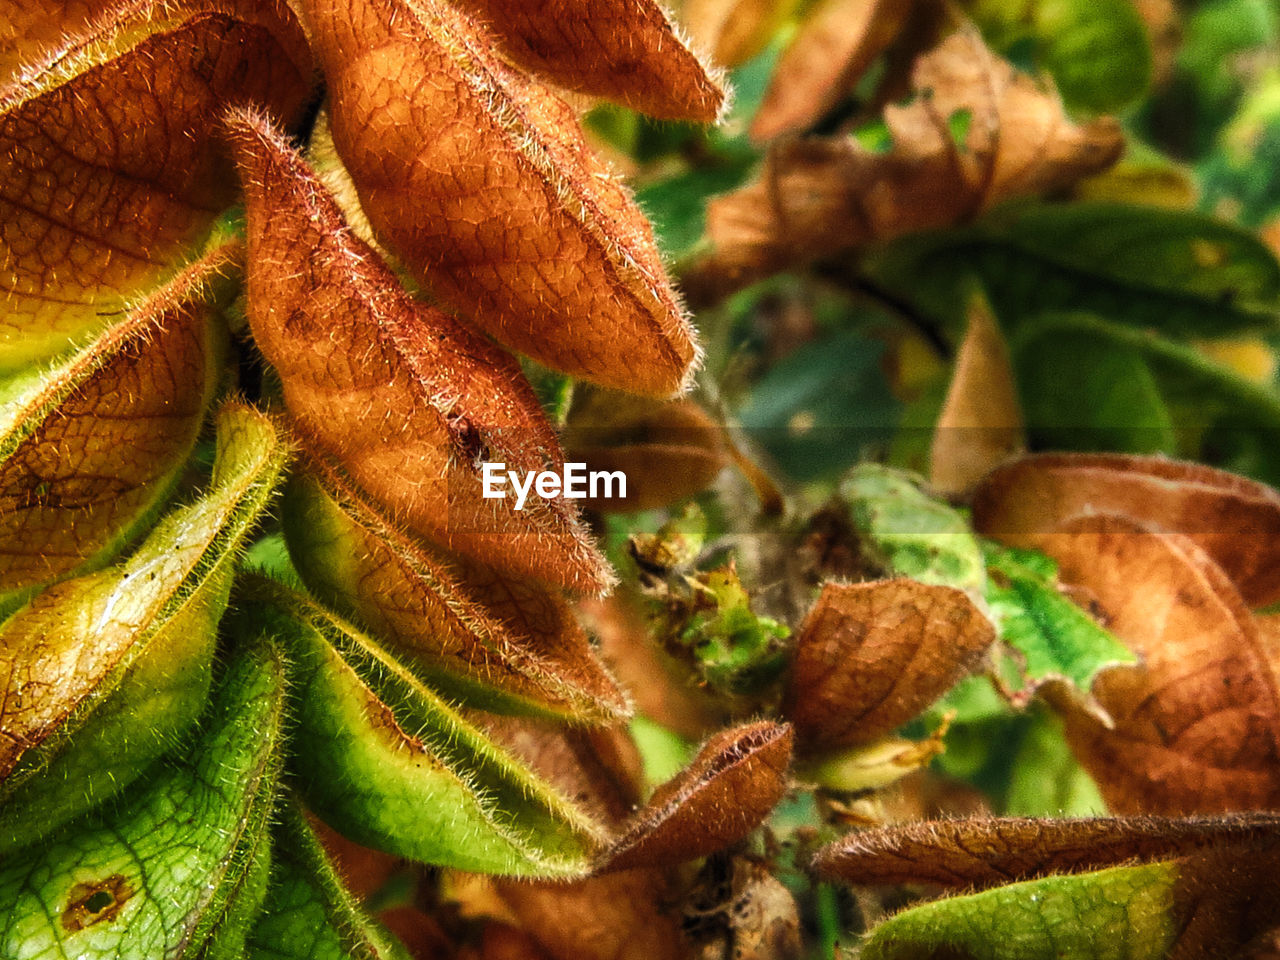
top-left (1033, 515), bottom-right (1280, 814)
top-left (228, 110), bottom-right (611, 595)
top-left (782, 580), bottom-right (995, 751)
top-left (0, 242), bottom-right (232, 607)
top-left (563, 390), bottom-right (728, 513)
top-left (0, 0), bottom-right (311, 371)
top-left (284, 457), bottom-right (628, 722)
top-left (303, 0), bottom-right (700, 396)
top-left (928, 292), bottom-right (1024, 497)
top-left (448, 0), bottom-right (725, 122)
top-left (973, 452), bottom-right (1280, 608)
top-left (602, 721), bottom-right (793, 871)
top-left (812, 812), bottom-right (1280, 889)
top-left (696, 27), bottom-right (1122, 298)
top-left (751, 0), bottom-right (914, 142)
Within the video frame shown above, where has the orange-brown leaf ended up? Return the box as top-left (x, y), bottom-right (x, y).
top-left (284, 459), bottom-right (628, 722)
top-left (812, 812), bottom-right (1280, 889)
top-left (448, 0), bottom-right (725, 122)
top-left (603, 721), bottom-right (793, 871)
top-left (751, 0), bottom-right (914, 142)
top-left (227, 110), bottom-right (611, 595)
top-left (0, 0), bottom-right (311, 371)
top-left (0, 0), bottom-right (116, 75)
top-left (563, 391), bottom-right (728, 513)
top-left (302, 0), bottom-right (700, 396)
top-left (696, 27), bottom-right (1122, 298)
top-left (973, 452), bottom-right (1280, 607)
top-left (782, 580), bottom-right (995, 751)
top-left (928, 293), bottom-right (1024, 497)
top-left (0, 243), bottom-right (232, 603)
top-left (1032, 515), bottom-right (1280, 814)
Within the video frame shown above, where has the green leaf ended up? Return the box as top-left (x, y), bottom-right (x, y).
top-left (233, 576), bottom-right (608, 878)
top-left (738, 328), bottom-right (900, 481)
top-left (1004, 708), bottom-right (1108, 816)
top-left (1012, 313), bottom-right (1280, 483)
top-left (1015, 334), bottom-right (1177, 454)
top-left (0, 632), bottom-right (286, 959)
top-left (0, 402), bottom-right (290, 854)
top-left (840, 464), bottom-right (986, 596)
top-left (861, 861), bottom-right (1177, 960)
top-left (246, 804), bottom-right (412, 960)
top-left (866, 203), bottom-right (1280, 340)
top-left (983, 539), bottom-right (1137, 695)
top-left (970, 0), bottom-right (1152, 112)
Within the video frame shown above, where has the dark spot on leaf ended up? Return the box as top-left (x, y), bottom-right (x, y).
top-left (61, 874), bottom-right (132, 931)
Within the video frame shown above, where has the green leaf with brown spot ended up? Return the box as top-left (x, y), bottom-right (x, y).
top-left (0, 630), bottom-right (287, 959)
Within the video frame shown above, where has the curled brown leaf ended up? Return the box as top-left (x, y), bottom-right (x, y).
top-left (693, 27), bottom-right (1122, 299)
top-left (602, 720), bottom-right (793, 871)
top-left (448, 0), bottom-right (725, 122)
top-left (1032, 515), bottom-right (1280, 814)
top-left (782, 580), bottom-right (995, 752)
top-left (303, 0), bottom-right (700, 395)
top-left (973, 452), bottom-right (1280, 607)
top-left (227, 110), bottom-right (611, 595)
top-left (284, 458), bottom-right (628, 722)
top-left (812, 812), bottom-right (1280, 889)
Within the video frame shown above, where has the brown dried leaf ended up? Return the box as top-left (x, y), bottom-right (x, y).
top-left (751, 0), bottom-right (914, 142)
top-left (696, 27), bottom-right (1123, 298)
top-left (928, 292), bottom-right (1024, 497)
top-left (0, 0), bottom-right (311, 371)
top-left (812, 812), bottom-right (1280, 889)
top-left (284, 458), bottom-right (628, 722)
top-left (603, 721), bottom-right (793, 871)
top-left (303, 0), bottom-right (700, 396)
top-left (1032, 515), bottom-right (1280, 814)
top-left (973, 452), bottom-right (1280, 607)
top-left (563, 390), bottom-right (728, 513)
top-left (448, 0), bottom-right (725, 122)
top-left (782, 580), bottom-right (995, 751)
top-left (227, 110), bottom-right (611, 595)
top-left (0, 242), bottom-right (233, 604)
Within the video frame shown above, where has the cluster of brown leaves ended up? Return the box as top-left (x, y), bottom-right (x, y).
top-left (685, 24), bottom-right (1124, 304)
